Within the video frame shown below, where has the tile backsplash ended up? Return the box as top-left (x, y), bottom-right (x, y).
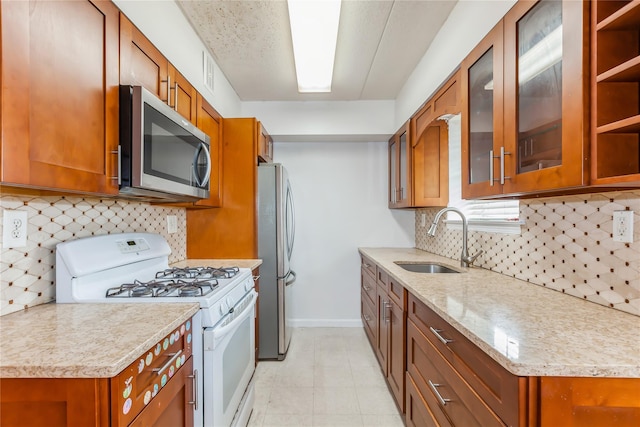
top-left (0, 194), bottom-right (187, 317)
top-left (416, 190), bottom-right (640, 317)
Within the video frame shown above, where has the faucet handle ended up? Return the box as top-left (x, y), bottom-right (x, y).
top-left (464, 250), bottom-right (483, 266)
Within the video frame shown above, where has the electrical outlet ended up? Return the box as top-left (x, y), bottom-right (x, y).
top-left (613, 210), bottom-right (634, 243)
top-left (421, 213), bottom-right (426, 227)
top-left (166, 215), bottom-right (178, 234)
top-left (3, 210), bottom-right (28, 248)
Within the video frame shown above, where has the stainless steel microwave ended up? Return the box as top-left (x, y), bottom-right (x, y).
top-left (119, 85), bottom-right (211, 201)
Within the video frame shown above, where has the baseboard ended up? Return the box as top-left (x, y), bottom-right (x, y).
top-left (289, 318), bottom-right (364, 328)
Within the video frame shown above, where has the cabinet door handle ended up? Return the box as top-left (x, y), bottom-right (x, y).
top-left (188, 369), bottom-right (198, 410)
top-left (174, 82), bottom-right (179, 111)
top-left (363, 285), bottom-right (371, 291)
top-left (429, 326), bottom-right (453, 345)
top-left (428, 380), bottom-right (451, 406)
top-left (363, 314), bottom-right (371, 322)
top-left (363, 263), bottom-right (371, 268)
top-left (110, 145), bottom-right (121, 185)
top-left (499, 146), bottom-right (511, 185)
top-left (383, 301), bottom-right (391, 323)
top-left (161, 75), bottom-right (172, 107)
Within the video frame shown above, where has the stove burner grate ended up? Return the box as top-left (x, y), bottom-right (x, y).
top-left (105, 277), bottom-right (219, 298)
top-left (156, 266), bottom-right (240, 280)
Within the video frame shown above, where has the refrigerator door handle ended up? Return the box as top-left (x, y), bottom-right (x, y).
top-left (285, 180), bottom-right (295, 261)
top-left (285, 270), bottom-right (297, 286)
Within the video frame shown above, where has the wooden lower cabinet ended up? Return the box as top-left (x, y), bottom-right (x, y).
top-left (539, 377), bottom-right (640, 427)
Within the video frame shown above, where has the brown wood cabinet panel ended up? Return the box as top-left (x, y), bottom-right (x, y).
top-left (119, 13), bottom-right (169, 102)
top-left (187, 117), bottom-right (258, 258)
top-left (407, 318), bottom-right (506, 427)
top-left (388, 299), bottom-right (406, 413)
top-left (361, 289), bottom-right (377, 347)
top-left (361, 254), bottom-right (378, 280)
top-left (376, 282), bottom-right (390, 371)
top-left (408, 293), bottom-right (520, 427)
top-left (406, 372), bottom-right (451, 427)
top-left (258, 122), bottom-right (274, 163)
top-left (361, 264), bottom-right (377, 307)
top-left (169, 65), bottom-right (198, 126)
top-left (129, 357), bottom-right (195, 427)
top-left (461, 20), bottom-right (505, 199)
top-left (591, 0), bottom-right (640, 185)
top-left (502, 0), bottom-right (590, 195)
top-left (388, 276), bottom-right (407, 309)
top-left (412, 121), bottom-right (449, 207)
top-left (1, 0), bottom-right (119, 195)
top-left (414, 70), bottom-right (461, 139)
top-left (539, 376), bottom-right (640, 427)
top-left (0, 377), bottom-right (110, 427)
top-left (389, 121), bottom-right (412, 208)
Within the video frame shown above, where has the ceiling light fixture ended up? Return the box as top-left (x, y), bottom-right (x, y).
top-left (287, 0), bottom-right (342, 93)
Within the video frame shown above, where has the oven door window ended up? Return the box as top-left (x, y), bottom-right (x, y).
top-left (143, 104), bottom-right (209, 188)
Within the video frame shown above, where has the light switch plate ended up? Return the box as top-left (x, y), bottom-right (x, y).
top-left (3, 210), bottom-right (28, 248)
top-left (613, 210), bottom-right (634, 243)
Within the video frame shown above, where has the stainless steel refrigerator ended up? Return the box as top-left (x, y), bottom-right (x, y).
top-left (257, 163), bottom-right (296, 360)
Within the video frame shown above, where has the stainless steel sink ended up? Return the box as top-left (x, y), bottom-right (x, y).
top-left (395, 262), bottom-right (461, 274)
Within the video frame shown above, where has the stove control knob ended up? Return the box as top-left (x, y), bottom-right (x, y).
top-left (226, 296), bottom-right (234, 307)
top-left (244, 282), bottom-right (252, 292)
top-left (219, 303), bottom-right (227, 315)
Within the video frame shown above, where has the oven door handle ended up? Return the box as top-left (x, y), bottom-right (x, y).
top-left (208, 290), bottom-right (257, 350)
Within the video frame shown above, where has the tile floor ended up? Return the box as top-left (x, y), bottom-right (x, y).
top-left (248, 327), bottom-right (404, 427)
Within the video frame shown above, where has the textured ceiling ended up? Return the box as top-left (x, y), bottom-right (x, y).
top-left (178, 0), bottom-right (457, 102)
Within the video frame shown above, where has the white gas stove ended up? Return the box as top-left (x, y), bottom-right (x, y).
top-left (55, 232), bottom-right (257, 427)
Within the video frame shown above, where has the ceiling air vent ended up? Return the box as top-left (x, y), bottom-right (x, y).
top-left (203, 51), bottom-right (214, 94)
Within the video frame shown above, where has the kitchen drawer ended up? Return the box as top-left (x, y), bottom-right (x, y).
top-left (361, 267), bottom-right (377, 306)
top-left (361, 255), bottom-right (377, 280)
top-left (408, 294), bottom-right (519, 426)
top-left (361, 290), bottom-right (376, 346)
top-left (377, 268), bottom-right (389, 288)
top-left (388, 276), bottom-right (406, 309)
top-left (407, 318), bottom-right (506, 427)
top-left (406, 371), bottom-right (451, 427)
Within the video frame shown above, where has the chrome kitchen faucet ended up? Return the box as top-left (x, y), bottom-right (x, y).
top-left (427, 207), bottom-right (483, 268)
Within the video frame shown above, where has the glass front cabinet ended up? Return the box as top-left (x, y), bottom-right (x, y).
top-left (389, 121), bottom-right (412, 208)
top-left (462, 0), bottom-right (588, 199)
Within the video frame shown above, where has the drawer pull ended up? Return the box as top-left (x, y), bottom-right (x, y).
top-left (363, 285), bottom-right (371, 291)
top-left (363, 263), bottom-right (371, 268)
top-left (363, 314), bottom-right (371, 322)
top-left (152, 350), bottom-right (182, 375)
top-left (429, 326), bottom-right (453, 345)
top-left (428, 380), bottom-right (451, 406)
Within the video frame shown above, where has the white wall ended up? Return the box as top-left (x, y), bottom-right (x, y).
top-left (274, 142), bottom-right (414, 326)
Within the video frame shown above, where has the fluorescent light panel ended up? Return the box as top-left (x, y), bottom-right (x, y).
top-left (287, 0), bottom-right (341, 93)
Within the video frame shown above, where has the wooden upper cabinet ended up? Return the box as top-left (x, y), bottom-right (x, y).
top-left (463, 0), bottom-right (589, 199)
top-left (257, 122), bottom-right (274, 163)
top-left (389, 121), bottom-right (412, 208)
top-left (169, 65), bottom-right (198, 126)
top-left (590, 0), bottom-right (640, 186)
top-left (119, 14), bottom-right (197, 126)
top-left (462, 21), bottom-right (505, 199)
top-left (119, 13), bottom-right (169, 103)
top-left (0, 0), bottom-right (120, 195)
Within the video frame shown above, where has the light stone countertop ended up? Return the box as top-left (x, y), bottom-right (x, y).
top-left (359, 247), bottom-right (640, 378)
top-left (171, 259), bottom-right (262, 270)
top-left (0, 302), bottom-right (199, 378)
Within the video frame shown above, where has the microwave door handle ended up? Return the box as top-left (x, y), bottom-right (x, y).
top-left (192, 143), bottom-right (211, 188)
